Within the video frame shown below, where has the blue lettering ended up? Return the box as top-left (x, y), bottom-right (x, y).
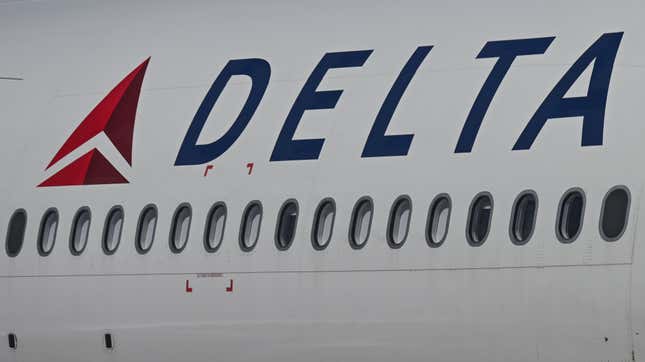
top-left (175, 58), bottom-right (270, 166)
top-left (455, 37), bottom-right (555, 153)
top-left (362, 46), bottom-right (432, 158)
top-left (270, 50), bottom-right (373, 161)
top-left (513, 32), bottom-right (623, 150)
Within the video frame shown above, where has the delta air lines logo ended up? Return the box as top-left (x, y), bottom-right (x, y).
top-left (36, 32), bottom-right (624, 187)
top-left (38, 58), bottom-right (150, 187)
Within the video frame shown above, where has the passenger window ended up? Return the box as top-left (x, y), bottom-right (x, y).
top-left (557, 189), bottom-right (585, 243)
top-left (275, 200), bottom-right (298, 251)
top-left (467, 193), bottom-right (493, 246)
top-left (204, 203), bottom-right (226, 252)
top-left (38, 208), bottom-right (59, 256)
top-left (240, 202), bottom-right (262, 252)
top-left (510, 191), bottom-right (537, 245)
top-left (600, 186), bottom-right (630, 241)
top-left (349, 197), bottom-right (373, 249)
top-left (170, 204), bottom-right (191, 253)
top-left (70, 208), bottom-right (91, 255)
top-left (5, 209), bottom-right (27, 257)
top-left (426, 195), bottom-right (451, 247)
top-left (387, 196), bottom-right (411, 249)
top-left (136, 205), bottom-right (157, 254)
top-left (312, 199), bottom-right (336, 250)
top-left (102, 207), bottom-right (124, 255)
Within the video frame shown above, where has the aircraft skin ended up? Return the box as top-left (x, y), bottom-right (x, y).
top-left (1, 0), bottom-right (645, 361)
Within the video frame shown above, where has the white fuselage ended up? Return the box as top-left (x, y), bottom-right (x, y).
top-left (2, 1), bottom-right (645, 361)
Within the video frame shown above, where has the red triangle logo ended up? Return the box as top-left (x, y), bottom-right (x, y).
top-left (38, 149), bottom-right (128, 187)
top-left (39, 58), bottom-right (150, 187)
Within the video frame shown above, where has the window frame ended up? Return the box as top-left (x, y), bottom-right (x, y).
top-left (5, 208), bottom-right (27, 258)
top-left (348, 196), bottom-right (374, 250)
top-left (169, 203), bottom-right (192, 254)
top-left (311, 198), bottom-right (336, 251)
top-left (69, 207), bottom-right (91, 256)
top-left (274, 199), bottom-right (299, 251)
top-left (425, 194), bottom-right (452, 248)
top-left (466, 192), bottom-right (494, 247)
top-left (135, 204), bottom-right (158, 255)
top-left (102, 205), bottom-right (124, 256)
top-left (386, 195), bottom-right (412, 249)
top-left (508, 190), bottom-right (538, 246)
top-left (555, 187), bottom-right (586, 244)
top-left (37, 208), bottom-right (59, 257)
top-left (599, 185), bottom-right (631, 242)
top-left (203, 202), bottom-right (227, 253)
top-left (239, 201), bottom-right (263, 252)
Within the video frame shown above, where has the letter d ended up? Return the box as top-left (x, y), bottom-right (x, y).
top-left (175, 58), bottom-right (271, 166)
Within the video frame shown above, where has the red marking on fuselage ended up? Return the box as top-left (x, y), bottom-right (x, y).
top-left (38, 148), bottom-right (128, 187)
top-left (47, 58), bottom-right (150, 169)
top-left (204, 164), bottom-right (214, 177)
top-left (226, 279), bottom-right (234, 292)
top-left (185, 279), bottom-right (193, 293)
top-left (246, 163), bottom-right (254, 175)
top-left (39, 58), bottom-right (150, 187)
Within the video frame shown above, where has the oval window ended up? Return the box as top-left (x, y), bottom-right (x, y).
top-left (275, 200), bottom-right (298, 251)
top-left (102, 207), bottom-right (124, 255)
top-left (70, 208), bottom-right (91, 255)
top-left (136, 205), bottom-right (157, 254)
top-left (312, 199), bottom-right (336, 250)
top-left (426, 195), bottom-right (451, 247)
top-left (467, 193), bottom-right (493, 246)
top-left (170, 204), bottom-right (191, 253)
top-left (510, 192), bottom-right (537, 245)
top-left (387, 196), bottom-right (411, 249)
top-left (240, 202), bottom-right (262, 252)
top-left (6, 209), bottom-right (27, 257)
top-left (600, 186), bottom-right (630, 241)
top-left (38, 209), bottom-right (59, 256)
top-left (349, 197), bottom-right (373, 249)
top-left (557, 189), bottom-right (585, 243)
top-left (204, 203), bottom-right (226, 252)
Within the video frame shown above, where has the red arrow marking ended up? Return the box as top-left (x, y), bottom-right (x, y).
top-left (185, 279), bottom-right (193, 293)
top-left (204, 164), bottom-right (214, 177)
top-left (226, 279), bottom-right (234, 293)
top-left (246, 163), bottom-right (254, 175)
top-left (47, 58), bottom-right (150, 169)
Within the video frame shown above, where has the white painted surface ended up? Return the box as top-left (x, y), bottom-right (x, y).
top-left (0, 0), bottom-right (644, 360)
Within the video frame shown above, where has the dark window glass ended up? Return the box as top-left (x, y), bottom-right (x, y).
top-left (103, 207), bottom-right (124, 255)
top-left (240, 202), bottom-right (262, 252)
top-left (204, 203), bottom-right (226, 252)
top-left (312, 199), bottom-right (335, 250)
top-left (349, 198), bottom-right (373, 249)
top-left (427, 196), bottom-right (451, 247)
top-left (387, 196), bottom-right (411, 248)
top-left (70, 208), bottom-right (91, 255)
top-left (6, 210), bottom-right (27, 257)
top-left (510, 192), bottom-right (537, 245)
top-left (38, 209), bottom-right (58, 256)
top-left (276, 201), bottom-right (298, 250)
top-left (557, 190), bottom-right (584, 242)
top-left (468, 194), bottom-right (493, 246)
top-left (170, 204), bottom-right (191, 253)
top-left (601, 187), bottom-right (630, 241)
top-left (136, 205), bottom-right (157, 254)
